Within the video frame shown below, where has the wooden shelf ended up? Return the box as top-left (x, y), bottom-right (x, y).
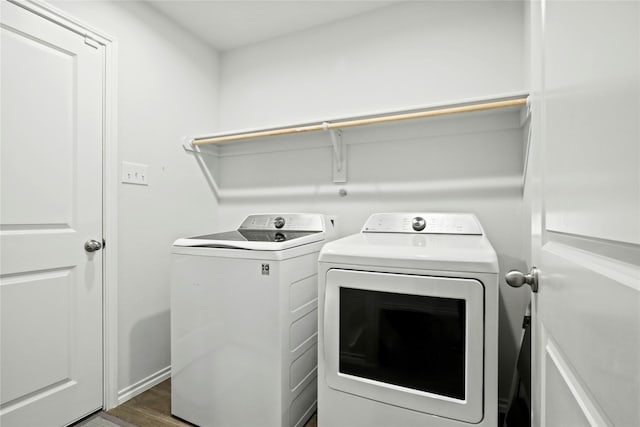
top-left (184, 93), bottom-right (530, 186)
top-left (189, 94), bottom-right (529, 147)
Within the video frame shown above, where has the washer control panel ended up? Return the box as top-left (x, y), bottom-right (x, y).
top-left (239, 214), bottom-right (325, 231)
top-left (362, 213), bottom-right (483, 235)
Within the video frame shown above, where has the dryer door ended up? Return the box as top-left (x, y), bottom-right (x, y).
top-left (324, 269), bottom-right (484, 423)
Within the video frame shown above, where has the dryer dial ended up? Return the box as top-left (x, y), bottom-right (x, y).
top-left (412, 216), bottom-right (426, 231)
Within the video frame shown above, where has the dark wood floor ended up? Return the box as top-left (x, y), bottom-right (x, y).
top-left (106, 379), bottom-right (317, 427)
top-left (107, 380), bottom-right (188, 426)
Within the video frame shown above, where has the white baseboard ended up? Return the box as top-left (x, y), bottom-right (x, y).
top-left (117, 366), bottom-right (171, 406)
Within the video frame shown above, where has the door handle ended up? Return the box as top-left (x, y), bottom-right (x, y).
top-left (84, 239), bottom-right (103, 252)
top-left (505, 267), bottom-right (539, 293)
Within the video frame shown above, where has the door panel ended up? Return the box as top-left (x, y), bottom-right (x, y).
top-left (539, 242), bottom-right (638, 426)
top-left (324, 269), bottom-right (485, 423)
top-left (0, 1), bottom-right (103, 425)
top-left (0, 268), bottom-right (79, 405)
top-left (527, 1), bottom-right (640, 426)
top-left (542, 339), bottom-right (598, 427)
top-left (0, 22), bottom-right (75, 226)
top-left (543, 0), bottom-right (639, 245)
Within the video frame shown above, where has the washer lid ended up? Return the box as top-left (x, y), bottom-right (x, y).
top-left (173, 213), bottom-right (330, 251)
top-left (174, 230), bottom-right (324, 250)
top-left (319, 231), bottom-right (498, 273)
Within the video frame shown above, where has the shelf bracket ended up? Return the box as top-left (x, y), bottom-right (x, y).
top-left (182, 138), bottom-right (218, 157)
top-left (181, 137), bottom-right (221, 199)
top-left (324, 122), bottom-right (347, 183)
top-left (520, 96), bottom-right (532, 126)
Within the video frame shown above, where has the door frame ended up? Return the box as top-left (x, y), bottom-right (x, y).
top-left (7, 0), bottom-right (120, 410)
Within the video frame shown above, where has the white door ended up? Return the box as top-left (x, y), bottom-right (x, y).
top-left (323, 269), bottom-right (485, 423)
top-left (0, 1), bottom-right (104, 426)
top-left (525, 1), bottom-right (639, 426)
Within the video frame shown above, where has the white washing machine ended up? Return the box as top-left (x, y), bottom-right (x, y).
top-left (318, 213), bottom-right (498, 427)
top-left (171, 214), bottom-right (334, 427)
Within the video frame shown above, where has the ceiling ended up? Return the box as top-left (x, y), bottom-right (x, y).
top-left (147, 1), bottom-right (397, 51)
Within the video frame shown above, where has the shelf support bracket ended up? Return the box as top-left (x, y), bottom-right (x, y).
top-left (520, 96), bottom-right (532, 126)
top-left (324, 122), bottom-right (347, 183)
top-left (182, 138), bottom-right (218, 157)
top-left (181, 138), bottom-right (221, 199)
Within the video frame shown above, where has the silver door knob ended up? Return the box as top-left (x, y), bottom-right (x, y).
top-left (85, 239), bottom-right (103, 252)
top-left (505, 267), bottom-right (539, 293)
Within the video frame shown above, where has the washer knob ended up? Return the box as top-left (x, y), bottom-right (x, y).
top-left (274, 216), bottom-right (285, 229)
top-left (412, 216), bottom-right (426, 231)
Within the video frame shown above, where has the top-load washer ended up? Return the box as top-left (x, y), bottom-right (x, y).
top-left (318, 213), bottom-right (498, 427)
top-left (171, 214), bottom-right (334, 427)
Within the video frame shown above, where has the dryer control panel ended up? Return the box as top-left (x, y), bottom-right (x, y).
top-left (362, 213), bottom-right (483, 235)
top-left (239, 213), bottom-right (326, 231)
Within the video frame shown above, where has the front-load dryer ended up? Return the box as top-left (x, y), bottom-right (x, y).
top-left (318, 213), bottom-right (498, 427)
top-left (171, 214), bottom-right (334, 427)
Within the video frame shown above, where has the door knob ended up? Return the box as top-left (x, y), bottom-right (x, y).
top-left (505, 267), bottom-right (539, 293)
top-left (85, 239), bottom-right (103, 252)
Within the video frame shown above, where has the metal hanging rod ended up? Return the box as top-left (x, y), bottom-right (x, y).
top-left (191, 96), bottom-right (528, 146)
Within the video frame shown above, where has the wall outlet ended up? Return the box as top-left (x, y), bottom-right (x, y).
top-left (122, 161), bottom-right (148, 185)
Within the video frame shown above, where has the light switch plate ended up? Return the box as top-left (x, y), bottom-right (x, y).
top-left (122, 161), bottom-right (148, 185)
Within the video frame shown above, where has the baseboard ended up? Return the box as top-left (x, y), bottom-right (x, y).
top-left (117, 366), bottom-right (171, 406)
top-left (498, 396), bottom-right (511, 414)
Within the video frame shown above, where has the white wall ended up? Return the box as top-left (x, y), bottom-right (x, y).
top-left (214, 0), bottom-right (530, 404)
top-left (51, 0), bottom-right (220, 395)
top-left (219, 0), bottom-right (525, 131)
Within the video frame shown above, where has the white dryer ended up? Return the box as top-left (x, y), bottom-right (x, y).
top-left (318, 213), bottom-right (498, 427)
top-left (171, 214), bottom-right (334, 427)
